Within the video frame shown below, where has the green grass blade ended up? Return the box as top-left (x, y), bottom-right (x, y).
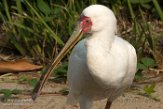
top-left (16, 0), bottom-right (23, 14)
top-left (2, 0), bottom-right (12, 23)
top-left (127, 0), bottom-right (135, 20)
top-left (152, 0), bottom-right (163, 22)
top-left (11, 40), bottom-right (26, 55)
top-left (25, 0), bottom-right (64, 45)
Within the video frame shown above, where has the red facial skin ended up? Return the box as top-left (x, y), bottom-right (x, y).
top-left (80, 16), bottom-right (93, 33)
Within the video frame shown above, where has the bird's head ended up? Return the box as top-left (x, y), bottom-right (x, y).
top-left (80, 5), bottom-right (117, 34)
top-left (49, 5), bottom-right (117, 70)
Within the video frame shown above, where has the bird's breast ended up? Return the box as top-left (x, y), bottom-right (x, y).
top-left (85, 41), bottom-right (129, 89)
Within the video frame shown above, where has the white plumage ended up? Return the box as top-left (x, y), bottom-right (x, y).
top-left (67, 5), bottom-right (137, 109)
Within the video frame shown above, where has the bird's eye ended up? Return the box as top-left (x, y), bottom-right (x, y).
top-left (85, 20), bottom-right (89, 23)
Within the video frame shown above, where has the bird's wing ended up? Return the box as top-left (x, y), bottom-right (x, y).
top-left (112, 36), bottom-right (137, 82)
top-left (112, 37), bottom-right (137, 85)
top-left (67, 39), bottom-right (88, 104)
top-left (126, 40), bottom-right (137, 81)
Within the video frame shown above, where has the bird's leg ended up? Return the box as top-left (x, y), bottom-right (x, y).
top-left (79, 96), bottom-right (92, 109)
top-left (104, 99), bottom-right (112, 109)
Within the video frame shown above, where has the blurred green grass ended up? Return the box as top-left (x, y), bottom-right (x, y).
top-left (0, 0), bottom-right (163, 79)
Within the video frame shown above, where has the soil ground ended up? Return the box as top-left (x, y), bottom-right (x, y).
top-left (0, 79), bottom-right (163, 109)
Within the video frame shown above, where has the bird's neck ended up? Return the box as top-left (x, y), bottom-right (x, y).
top-left (86, 30), bottom-right (115, 52)
top-left (85, 30), bottom-right (116, 88)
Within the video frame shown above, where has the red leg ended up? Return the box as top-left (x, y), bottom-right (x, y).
top-left (105, 99), bottom-right (112, 109)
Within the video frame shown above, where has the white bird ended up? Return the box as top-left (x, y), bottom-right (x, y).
top-left (66, 5), bottom-right (137, 109)
top-left (32, 4), bottom-right (137, 109)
